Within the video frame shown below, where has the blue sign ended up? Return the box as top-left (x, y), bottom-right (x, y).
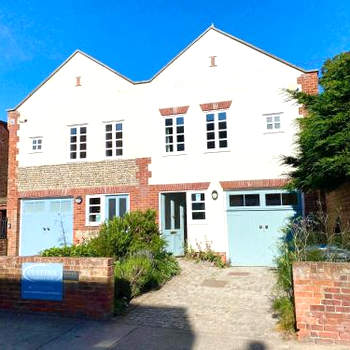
top-left (21, 263), bottom-right (63, 301)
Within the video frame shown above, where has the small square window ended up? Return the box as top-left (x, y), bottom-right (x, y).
top-left (265, 114), bottom-right (282, 131)
top-left (31, 137), bottom-right (43, 152)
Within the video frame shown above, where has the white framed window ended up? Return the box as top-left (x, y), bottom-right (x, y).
top-left (105, 122), bottom-right (123, 157)
top-left (265, 114), bottom-right (281, 131)
top-left (31, 137), bottom-right (43, 152)
top-left (69, 126), bottom-right (87, 159)
top-left (86, 194), bottom-right (129, 226)
top-left (165, 115), bottom-right (185, 153)
top-left (87, 196), bottom-right (102, 225)
top-left (206, 111), bottom-right (228, 150)
top-left (191, 193), bottom-right (206, 220)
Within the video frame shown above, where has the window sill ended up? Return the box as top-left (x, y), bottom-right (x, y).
top-left (263, 131), bottom-right (285, 135)
top-left (162, 152), bottom-right (187, 157)
top-left (203, 148), bottom-right (231, 154)
top-left (85, 223), bottom-right (101, 227)
top-left (28, 151), bottom-right (43, 154)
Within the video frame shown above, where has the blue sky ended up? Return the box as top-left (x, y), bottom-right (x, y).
top-left (1, 0), bottom-right (350, 121)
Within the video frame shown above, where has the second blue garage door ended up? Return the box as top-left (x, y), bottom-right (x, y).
top-left (226, 189), bottom-right (301, 267)
top-left (20, 198), bottom-right (73, 256)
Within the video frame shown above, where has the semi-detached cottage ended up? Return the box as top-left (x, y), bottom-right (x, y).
top-left (6, 26), bottom-right (318, 266)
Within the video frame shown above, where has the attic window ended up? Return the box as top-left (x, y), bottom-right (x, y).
top-left (209, 56), bottom-right (217, 67)
top-left (75, 76), bottom-right (81, 87)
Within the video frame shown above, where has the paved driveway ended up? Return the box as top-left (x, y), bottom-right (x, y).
top-left (0, 259), bottom-right (348, 349)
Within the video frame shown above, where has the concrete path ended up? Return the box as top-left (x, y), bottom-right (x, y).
top-left (0, 259), bottom-right (348, 349)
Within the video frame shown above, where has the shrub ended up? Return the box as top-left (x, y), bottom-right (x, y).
top-left (40, 209), bottom-right (180, 314)
top-left (185, 242), bottom-right (226, 268)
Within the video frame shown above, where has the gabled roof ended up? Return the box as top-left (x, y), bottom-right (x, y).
top-left (8, 25), bottom-right (317, 111)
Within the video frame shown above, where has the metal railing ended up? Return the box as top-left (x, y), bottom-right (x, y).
top-left (0, 218), bottom-right (7, 239)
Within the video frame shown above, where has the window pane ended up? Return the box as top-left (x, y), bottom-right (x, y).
top-left (219, 131), bottom-right (227, 139)
top-left (70, 152), bottom-right (76, 159)
top-left (274, 116), bottom-right (280, 122)
top-left (266, 193), bottom-right (281, 206)
top-left (106, 149), bottom-right (113, 157)
top-left (116, 132), bottom-right (122, 139)
top-left (119, 198), bottom-right (127, 217)
top-left (229, 195), bottom-right (244, 207)
top-left (192, 212), bottom-right (206, 220)
top-left (274, 123), bottom-right (280, 129)
top-left (165, 118), bottom-right (173, 126)
top-left (108, 198), bottom-right (116, 221)
top-left (80, 152), bottom-right (86, 158)
top-left (207, 141), bottom-right (215, 149)
top-left (89, 197), bottom-right (101, 205)
top-left (166, 145), bottom-right (173, 152)
top-left (105, 124), bottom-right (112, 132)
top-left (80, 135), bottom-right (86, 142)
top-left (206, 123), bottom-right (214, 131)
top-left (192, 203), bottom-right (205, 211)
top-left (207, 132), bottom-right (215, 140)
top-left (116, 140), bottom-right (123, 147)
top-left (218, 121), bottom-right (227, 130)
top-left (267, 123), bottom-right (273, 130)
top-left (245, 194), bottom-right (260, 206)
top-left (219, 140), bottom-right (228, 148)
top-left (166, 127), bottom-right (173, 135)
top-left (218, 112), bottom-right (226, 120)
top-left (80, 127), bottom-right (87, 134)
top-left (177, 126), bottom-right (184, 134)
top-left (266, 117), bottom-right (273, 123)
top-left (177, 135), bottom-right (184, 143)
top-left (106, 133), bottom-right (112, 140)
top-left (116, 123), bottom-right (123, 131)
top-left (177, 144), bottom-right (185, 152)
top-left (70, 128), bottom-right (77, 135)
top-left (89, 206), bottom-right (100, 214)
top-left (70, 144), bottom-right (77, 151)
top-left (80, 143), bottom-right (86, 150)
top-left (106, 141), bottom-right (112, 148)
top-left (166, 136), bottom-right (173, 143)
top-left (176, 117), bottom-right (184, 125)
top-left (70, 136), bottom-right (77, 143)
top-left (282, 193), bottom-right (298, 206)
top-left (206, 114), bottom-right (214, 122)
top-left (116, 149), bottom-right (123, 156)
top-left (89, 214), bottom-right (97, 222)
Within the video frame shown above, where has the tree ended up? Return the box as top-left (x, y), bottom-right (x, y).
top-left (284, 52), bottom-right (350, 192)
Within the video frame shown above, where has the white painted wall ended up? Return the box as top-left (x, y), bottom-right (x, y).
top-left (14, 28), bottom-right (306, 255)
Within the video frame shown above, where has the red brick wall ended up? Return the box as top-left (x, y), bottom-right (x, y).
top-left (220, 178), bottom-right (288, 190)
top-left (0, 122), bottom-right (8, 200)
top-left (325, 183), bottom-right (350, 232)
top-left (293, 262), bottom-right (350, 345)
top-left (0, 256), bottom-right (114, 319)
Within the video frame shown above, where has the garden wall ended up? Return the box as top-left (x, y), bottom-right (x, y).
top-left (0, 256), bottom-right (114, 319)
top-left (293, 262), bottom-right (350, 345)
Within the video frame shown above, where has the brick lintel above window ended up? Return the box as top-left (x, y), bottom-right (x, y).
top-left (159, 105), bottom-right (189, 116)
top-left (200, 100), bottom-right (232, 112)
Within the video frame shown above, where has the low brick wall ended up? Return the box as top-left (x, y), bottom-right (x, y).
top-left (293, 262), bottom-right (350, 345)
top-left (0, 256), bottom-right (114, 319)
top-left (0, 238), bottom-right (7, 256)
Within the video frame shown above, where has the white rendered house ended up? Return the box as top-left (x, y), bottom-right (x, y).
top-left (6, 26), bottom-right (318, 265)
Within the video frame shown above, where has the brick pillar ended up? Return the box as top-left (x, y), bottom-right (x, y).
top-left (6, 111), bottom-right (20, 256)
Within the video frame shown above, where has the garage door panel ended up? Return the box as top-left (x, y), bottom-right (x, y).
top-left (20, 198), bottom-right (73, 256)
top-left (227, 190), bottom-right (301, 267)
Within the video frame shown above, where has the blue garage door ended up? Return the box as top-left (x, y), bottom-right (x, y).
top-left (226, 189), bottom-right (301, 266)
top-left (20, 198), bottom-right (73, 256)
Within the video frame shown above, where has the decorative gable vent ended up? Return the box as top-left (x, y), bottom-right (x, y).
top-left (209, 56), bottom-right (217, 67)
top-left (75, 76), bottom-right (82, 86)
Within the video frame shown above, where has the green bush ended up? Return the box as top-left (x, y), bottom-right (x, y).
top-left (41, 209), bottom-right (180, 314)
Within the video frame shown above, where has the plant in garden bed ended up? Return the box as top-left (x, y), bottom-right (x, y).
top-left (41, 209), bottom-right (180, 314)
top-left (185, 242), bottom-right (226, 268)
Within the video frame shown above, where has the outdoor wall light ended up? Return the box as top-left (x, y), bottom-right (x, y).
top-left (211, 190), bottom-right (218, 200)
top-left (75, 196), bottom-right (83, 205)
